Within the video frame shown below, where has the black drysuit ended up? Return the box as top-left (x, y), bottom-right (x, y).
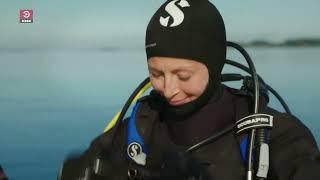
top-left (59, 86), bottom-right (320, 180)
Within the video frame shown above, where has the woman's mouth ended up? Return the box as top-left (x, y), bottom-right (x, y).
top-left (168, 98), bottom-right (188, 106)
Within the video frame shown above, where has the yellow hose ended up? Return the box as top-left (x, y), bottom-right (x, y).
top-left (103, 82), bottom-right (152, 133)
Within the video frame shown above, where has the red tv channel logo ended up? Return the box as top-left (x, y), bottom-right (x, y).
top-left (20, 10), bottom-right (33, 23)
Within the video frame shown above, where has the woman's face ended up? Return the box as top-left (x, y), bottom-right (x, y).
top-left (148, 57), bottom-right (209, 106)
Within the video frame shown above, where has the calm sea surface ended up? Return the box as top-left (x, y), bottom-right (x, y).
top-left (0, 47), bottom-right (319, 179)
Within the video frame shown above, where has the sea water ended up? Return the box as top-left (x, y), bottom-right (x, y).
top-left (0, 47), bottom-right (319, 179)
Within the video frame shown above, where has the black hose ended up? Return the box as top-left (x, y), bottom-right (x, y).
top-left (183, 72), bottom-right (290, 153)
top-left (227, 42), bottom-right (260, 118)
top-left (226, 59), bottom-right (291, 114)
top-left (227, 41), bottom-right (264, 180)
top-left (185, 124), bottom-right (234, 153)
top-left (266, 84), bottom-right (291, 114)
top-left (116, 77), bottom-right (150, 126)
top-left (226, 59), bottom-right (266, 84)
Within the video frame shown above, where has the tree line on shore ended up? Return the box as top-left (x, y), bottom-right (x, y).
top-left (241, 38), bottom-right (320, 47)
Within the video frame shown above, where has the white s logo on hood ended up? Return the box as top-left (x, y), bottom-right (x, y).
top-left (160, 0), bottom-right (190, 27)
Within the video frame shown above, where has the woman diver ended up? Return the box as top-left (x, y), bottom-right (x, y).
top-left (59, 0), bottom-right (320, 179)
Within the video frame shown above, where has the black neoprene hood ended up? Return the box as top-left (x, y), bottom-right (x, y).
top-left (145, 0), bottom-right (226, 81)
top-left (145, 0), bottom-right (227, 116)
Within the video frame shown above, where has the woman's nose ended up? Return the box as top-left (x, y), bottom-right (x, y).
top-left (163, 77), bottom-right (179, 100)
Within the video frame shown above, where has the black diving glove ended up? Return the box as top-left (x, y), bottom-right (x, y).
top-left (58, 149), bottom-right (129, 180)
top-left (127, 151), bottom-right (210, 180)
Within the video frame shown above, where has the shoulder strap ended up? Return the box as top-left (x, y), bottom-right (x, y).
top-left (126, 96), bottom-right (161, 166)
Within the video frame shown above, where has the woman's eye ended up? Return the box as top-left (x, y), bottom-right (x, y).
top-left (151, 72), bottom-right (161, 78)
top-left (178, 74), bottom-right (190, 81)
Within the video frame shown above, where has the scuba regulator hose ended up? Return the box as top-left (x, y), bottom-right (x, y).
top-left (105, 41), bottom-right (291, 180)
top-left (187, 42), bottom-right (271, 180)
top-left (227, 41), bottom-right (263, 180)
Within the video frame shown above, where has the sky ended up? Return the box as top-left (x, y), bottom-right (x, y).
top-left (0, 0), bottom-right (319, 49)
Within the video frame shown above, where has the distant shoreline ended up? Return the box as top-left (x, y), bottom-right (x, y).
top-left (1, 38), bottom-right (320, 52)
top-left (240, 38), bottom-right (320, 47)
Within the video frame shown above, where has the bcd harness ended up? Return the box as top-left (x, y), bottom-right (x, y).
top-left (125, 88), bottom-right (273, 179)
